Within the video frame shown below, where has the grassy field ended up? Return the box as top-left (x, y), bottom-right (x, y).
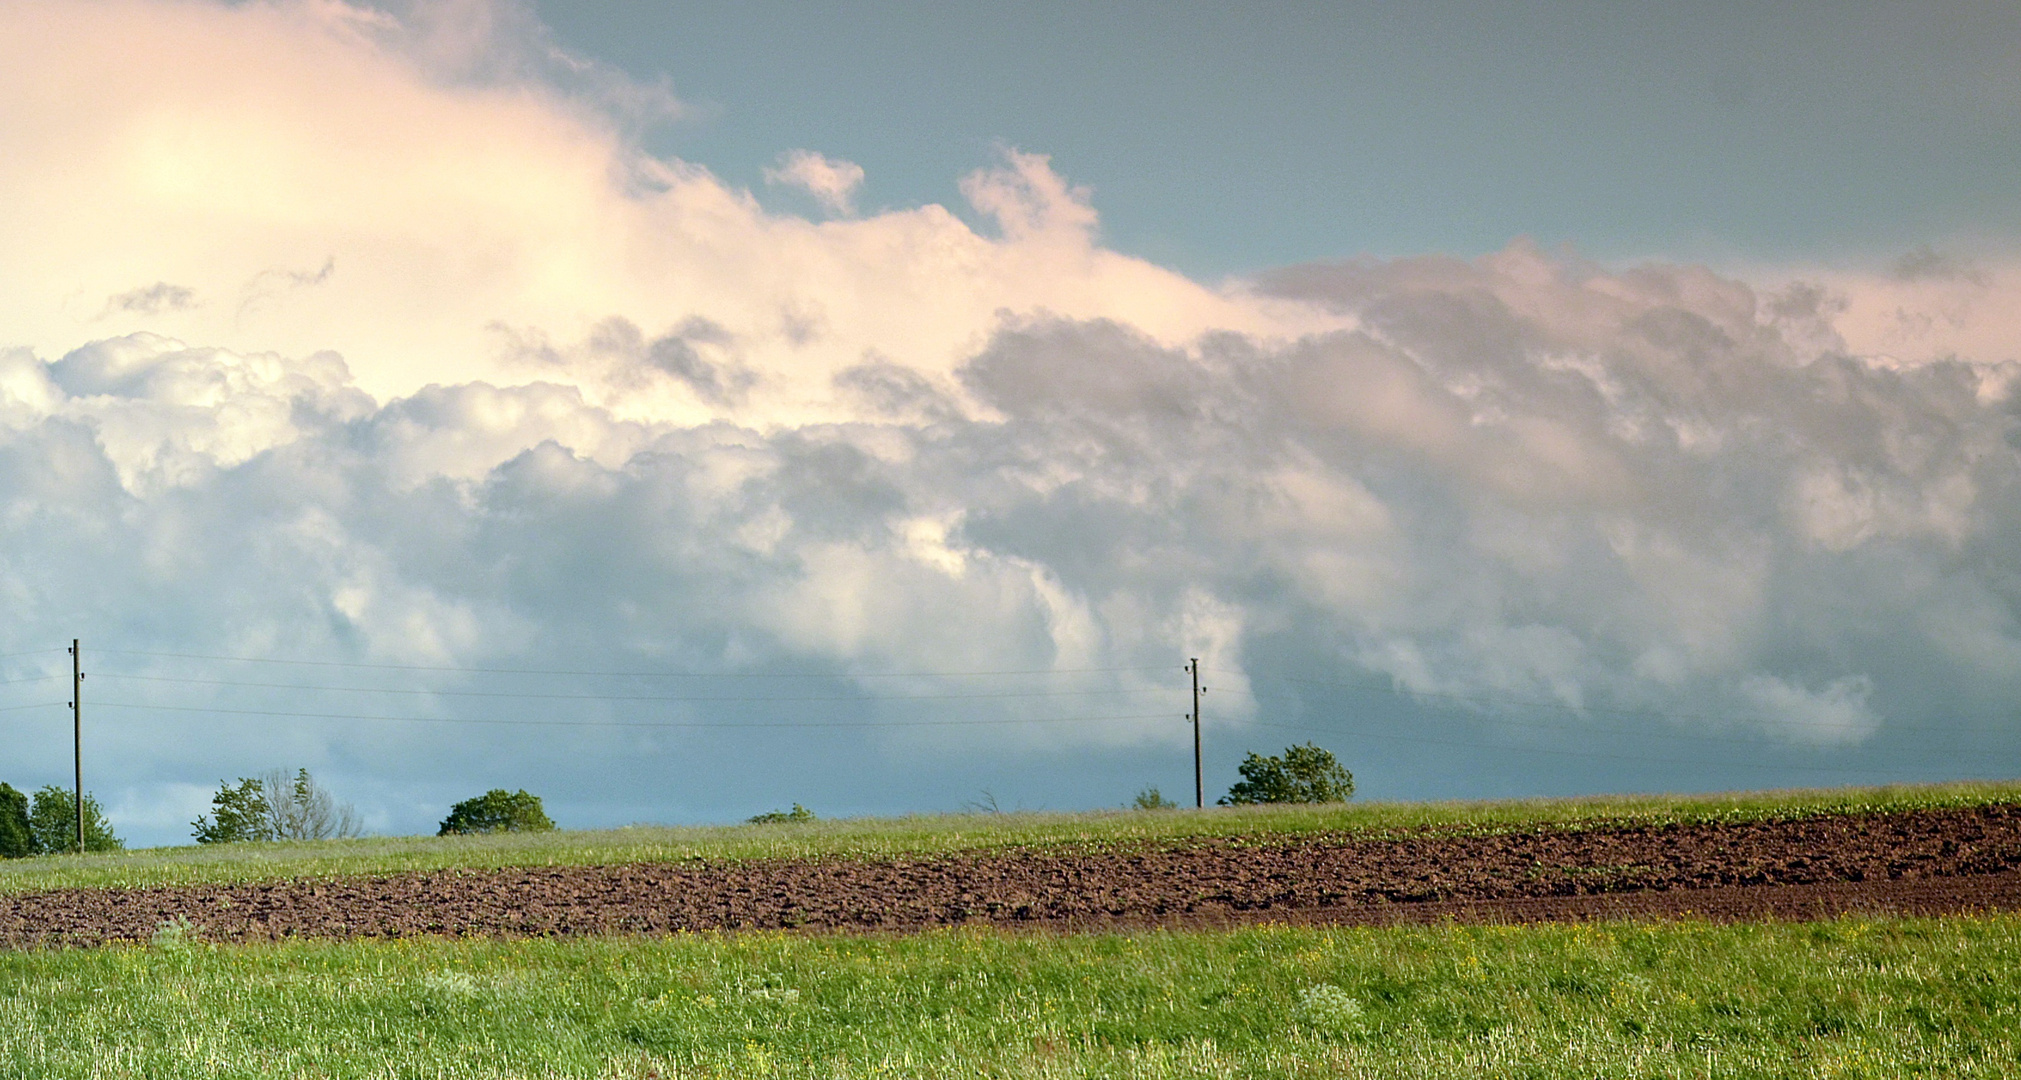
top-left (5, 780), bottom-right (2019, 1077)
top-left (1, 915), bottom-right (2016, 1078)
top-left (2, 779), bottom-right (2016, 896)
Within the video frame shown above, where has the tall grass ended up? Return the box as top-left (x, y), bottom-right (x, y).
top-left (1, 915), bottom-right (2016, 1078)
top-left (2, 778), bottom-right (2015, 895)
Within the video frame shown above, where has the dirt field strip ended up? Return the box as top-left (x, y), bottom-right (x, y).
top-left (5, 803), bottom-right (2019, 947)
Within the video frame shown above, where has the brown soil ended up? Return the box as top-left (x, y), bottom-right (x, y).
top-left (7, 804), bottom-right (2021, 948)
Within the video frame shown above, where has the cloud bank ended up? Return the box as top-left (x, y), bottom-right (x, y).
top-left (1, 0), bottom-right (2018, 842)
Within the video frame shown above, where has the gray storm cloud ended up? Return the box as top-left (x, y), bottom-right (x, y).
top-left (2, 244), bottom-right (2018, 842)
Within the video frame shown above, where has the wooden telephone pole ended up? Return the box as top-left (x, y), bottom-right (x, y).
top-left (69, 639), bottom-right (82, 854)
top-left (1190, 658), bottom-right (1202, 809)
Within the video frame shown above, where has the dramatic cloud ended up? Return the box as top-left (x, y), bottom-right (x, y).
top-left (2, 0), bottom-right (2019, 843)
top-left (8, 238), bottom-right (2021, 841)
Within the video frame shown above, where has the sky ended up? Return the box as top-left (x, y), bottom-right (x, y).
top-left (540, 0), bottom-right (2021, 275)
top-left (0, 0), bottom-right (2018, 846)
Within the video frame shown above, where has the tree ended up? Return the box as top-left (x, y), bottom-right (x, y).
top-left (1219, 743), bottom-right (1354, 805)
top-left (191, 777), bottom-right (273, 844)
top-left (27, 786), bottom-right (122, 853)
top-left (438, 789), bottom-right (554, 835)
top-left (747, 804), bottom-right (816, 824)
top-left (258, 768), bottom-right (362, 841)
top-left (1131, 786), bottom-right (1178, 810)
top-left (0, 783), bottom-right (31, 858)
top-left (191, 770), bottom-right (359, 844)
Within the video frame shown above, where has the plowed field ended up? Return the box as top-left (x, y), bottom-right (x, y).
top-left (7, 803), bottom-right (2021, 947)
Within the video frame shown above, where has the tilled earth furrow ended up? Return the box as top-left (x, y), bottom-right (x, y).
top-left (5, 804), bottom-right (2021, 947)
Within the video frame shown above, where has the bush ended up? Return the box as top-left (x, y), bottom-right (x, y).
top-left (747, 804), bottom-right (816, 824)
top-left (1131, 786), bottom-right (1178, 810)
top-left (193, 769), bottom-right (361, 843)
top-left (1219, 743), bottom-right (1354, 805)
top-left (0, 783), bottom-right (30, 858)
top-left (438, 789), bottom-right (555, 835)
top-left (27, 786), bottom-right (122, 853)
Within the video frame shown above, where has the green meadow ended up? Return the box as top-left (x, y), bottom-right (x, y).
top-left (5, 779), bottom-right (2020, 1077)
top-left (3, 779), bottom-right (2016, 894)
top-left (3, 917), bottom-right (2018, 1078)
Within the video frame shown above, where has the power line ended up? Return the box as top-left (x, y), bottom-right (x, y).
top-left (1213, 667), bottom-right (1786, 724)
top-left (0, 674), bottom-right (60, 687)
top-left (1216, 668), bottom-right (2007, 736)
top-left (93, 648), bottom-right (1165, 680)
top-left (0, 701), bottom-right (64, 713)
top-left (0, 648), bottom-right (63, 661)
top-left (1240, 718), bottom-right (1911, 777)
top-left (83, 662), bottom-right (1964, 747)
top-left (1223, 687), bottom-right (1986, 754)
top-left (95, 687), bottom-right (1975, 775)
top-left (89, 672), bottom-right (1175, 704)
top-left (35, 665), bottom-right (1986, 747)
top-left (89, 701), bottom-right (1186, 730)
top-left (85, 695), bottom-right (1972, 775)
top-left (44, 643), bottom-right (2008, 789)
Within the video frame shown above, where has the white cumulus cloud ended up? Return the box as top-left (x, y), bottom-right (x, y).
top-left (765, 150), bottom-right (867, 216)
top-left (0, 0), bottom-right (1330, 411)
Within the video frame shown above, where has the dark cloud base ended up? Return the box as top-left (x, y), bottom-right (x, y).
top-left (4, 248), bottom-right (2020, 844)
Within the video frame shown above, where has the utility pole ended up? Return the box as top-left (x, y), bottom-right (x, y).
top-left (1190, 657), bottom-right (1203, 809)
top-left (69, 639), bottom-right (82, 854)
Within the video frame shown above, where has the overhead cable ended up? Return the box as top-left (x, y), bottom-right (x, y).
top-left (1243, 718), bottom-right (1909, 777)
top-left (1226, 687), bottom-right (1986, 747)
top-left (89, 700), bottom-right (1186, 730)
top-left (89, 671), bottom-right (1173, 704)
top-left (93, 648), bottom-right (1164, 680)
top-left (1217, 668), bottom-right (1999, 736)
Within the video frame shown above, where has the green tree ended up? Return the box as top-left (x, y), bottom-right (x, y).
top-left (1131, 786), bottom-right (1178, 810)
top-left (438, 789), bottom-right (555, 835)
top-left (0, 783), bottom-right (31, 858)
top-left (1218, 743), bottom-right (1354, 805)
top-left (747, 804), bottom-right (816, 824)
top-left (27, 786), bottom-right (122, 853)
top-left (192, 777), bottom-right (273, 844)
